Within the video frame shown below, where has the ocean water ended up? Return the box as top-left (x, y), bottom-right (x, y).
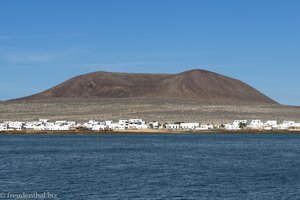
top-left (0, 133), bottom-right (299, 200)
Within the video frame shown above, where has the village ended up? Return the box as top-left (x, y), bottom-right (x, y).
top-left (0, 118), bottom-right (300, 132)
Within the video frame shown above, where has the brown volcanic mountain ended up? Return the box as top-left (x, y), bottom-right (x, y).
top-left (14, 69), bottom-right (278, 104)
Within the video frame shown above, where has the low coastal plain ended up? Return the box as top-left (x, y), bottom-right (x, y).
top-left (1, 98), bottom-right (300, 123)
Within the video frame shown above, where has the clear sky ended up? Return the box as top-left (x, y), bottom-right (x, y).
top-left (0, 0), bottom-right (299, 105)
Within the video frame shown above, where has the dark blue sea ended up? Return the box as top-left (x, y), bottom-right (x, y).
top-left (0, 134), bottom-right (299, 200)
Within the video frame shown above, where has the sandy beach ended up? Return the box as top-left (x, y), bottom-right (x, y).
top-left (1, 129), bottom-right (299, 135)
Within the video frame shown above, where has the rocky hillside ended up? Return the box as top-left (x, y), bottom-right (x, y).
top-left (13, 69), bottom-right (278, 104)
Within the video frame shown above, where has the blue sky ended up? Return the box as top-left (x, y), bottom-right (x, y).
top-left (0, 0), bottom-right (299, 105)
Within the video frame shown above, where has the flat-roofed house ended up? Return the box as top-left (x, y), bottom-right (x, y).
top-left (180, 123), bottom-right (200, 130)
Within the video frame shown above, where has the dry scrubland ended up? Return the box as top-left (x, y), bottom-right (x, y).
top-left (1, 98), bottom-right (300, 123)
top-left (4, 70), bottom-right (285, 124)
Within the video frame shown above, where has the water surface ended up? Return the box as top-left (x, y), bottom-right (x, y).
top-left (0, 133), bottom-right (299, 199)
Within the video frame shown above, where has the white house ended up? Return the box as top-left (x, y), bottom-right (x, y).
top-left (129, 119), bottom-right (145, 125)
top-left (118, 120), bottom-right (128, 124)
top-left (180, 123), bottom-right (199, 130)
top-left (278, 121), bottom-right (295, 130)
top-left (23, 120), bottom-right (46, 130)
top-left (166, 124), bottom-right (180, 130)
top-left (115, 119), bottom-right (148, 129)
top-left (265, 120), bottom-right (278, 126)
top-left (4, 121), bottom-right (24, 130)
top-left (148, 121), bottom-right (160, 129)
top-left (82, 120), bottom-right (106, 130)
top-left (39, 119), bottom-right (49, 123)
top-left (233, 120), bottom-right (248, 126)
top-left (290, 122), bottom-right (300, 129)
top-left (127, 124), bottom-right (148, 130)
top-left (195, 124), bottom-right (214, 130)
top-left (223, 120), bottom-right (248, 130)
top-left (249, 120), bottom-right (264, 129)
top-left (105, 121), bottom-right (113, 126)
top-left (0, 123), bottom-right (7, 131)
top-left (224, 123), bottom-right (239, 130)
top-left (91, 124), bottom-right (107, 131)
top-left (264, 120), bottom-right (278, 130)
top-left (283, 121), bottom-right (295, 126)
top-left (108, 123), bottom-right (126, 130)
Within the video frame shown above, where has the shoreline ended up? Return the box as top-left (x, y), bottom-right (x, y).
top-left (1, 129), bottom-right (300, 135)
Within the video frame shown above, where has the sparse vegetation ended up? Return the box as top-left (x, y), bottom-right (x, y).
top-left (239, 122), bottom-right (247, 129)
top-left (1, 98), bottom-right (300, 123)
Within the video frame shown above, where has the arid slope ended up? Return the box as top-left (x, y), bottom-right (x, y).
top-left (13, 69), bottom-right (277, 104)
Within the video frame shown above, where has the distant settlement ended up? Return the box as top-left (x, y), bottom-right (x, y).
top-left (1, 119), bottom-right (300, 133)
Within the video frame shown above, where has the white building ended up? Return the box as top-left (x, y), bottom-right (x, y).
top-left (249, 120), bottom-right (264, 129)
top-left (91, 124), bottom-right (107, 131)
top-left (224, 124), bottom-right (239, 130)
top-left (166, 124), bottom-right (180, 130)
top-left (180, 123), bottom-right (199, 130)
top-left (114, 119), bottom-right (148, 130)
top-left (0, 123), bottom-right (7, 131)
top-left (233, 120), bottom-right (248, 126)
top-left (4, 121), bottom-right (24, 130)
top-left (278, 121), bottom-right (296, 130)
top-left (283, 121), bottom-right (295, 126)
top-left (127, 124), bottom-right (148, 130)
top-left (39, 119), bottom-right (49, 123)
top-left (129, 119), bottom-right (145, 125)
top-left (83, 120), bottom-right (106, 130)
top-left (195, 124), bottom-right (214, 130)
top-left (265, 120), bottom-right (278, 126)
top-left (105, 121), bottom-right (113, 126)
top-left (108, 123), bottom-right (126, 130)
top-left (118, 120), bottom-right (129, 127)
top-left (222, 120), bottom-right (248, 130)
top-left (290, 122), bottom-right (300, 129)
top-left (148, 121), bottom-right (160, 129)
top-left (264, 120), bottom-right (278, 130)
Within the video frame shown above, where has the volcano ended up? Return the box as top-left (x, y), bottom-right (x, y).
top-left (13, 69), bottom-right (278, 104)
